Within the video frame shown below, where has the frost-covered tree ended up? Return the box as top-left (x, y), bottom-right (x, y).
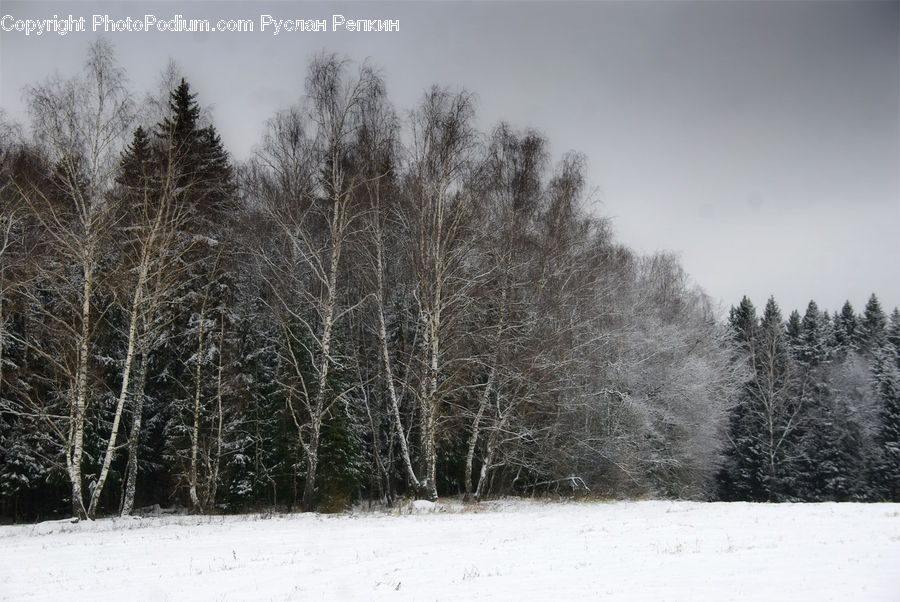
top-left (832, 301), bottom-right (860, 355)
top-left (460, 123), bottom-right (547, 500)
top-left (871, 308), bottom-right (900, 500)
top-left (792, 352), bottom-right (876, 501)
top-left (861, 294), bottom-right (887, 354)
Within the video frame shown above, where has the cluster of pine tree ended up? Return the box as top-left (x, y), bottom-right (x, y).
top-left (719, 294), bottom-right (900, 502)
top-left (0, 44), bottom-right (895, 522)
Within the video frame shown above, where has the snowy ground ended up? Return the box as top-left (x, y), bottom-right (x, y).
top-left (1, 499), bottom-right (897, 601)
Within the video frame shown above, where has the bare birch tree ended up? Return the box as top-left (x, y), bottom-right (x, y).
top-left (350, 70), bottom-right (426, 498)
top-left (255, 55), bottom-right (379, 510)
top-left (404, 87), bottom-right (479, 500)
top-left (462, 124), bottom-right (546, 500)
top-left (11, 41), bottom-right (133, 519)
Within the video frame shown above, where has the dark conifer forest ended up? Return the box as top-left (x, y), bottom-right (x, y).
top-left (1, 43), bottom-right (897, 521)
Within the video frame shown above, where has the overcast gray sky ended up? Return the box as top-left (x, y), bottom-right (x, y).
top-left (2, 0), bottom-right (898, 317)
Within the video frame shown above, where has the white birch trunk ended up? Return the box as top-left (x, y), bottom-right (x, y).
top-left (189, 311), bottom-right (205, 513)
top-left (302, 204), bottom-right (342, 511)
top-left (374, 223), bottom-right (421, 491)
top-left (69, 264), bottom-right (93, 520)
top-left (205, 318), bottom-right (226, 512)
top-left (87, 275), bottom-right (144, 518)
top-left (120, 350), bottom-right (147, 516)
top-left (464, 365), bottom-right (496, 500)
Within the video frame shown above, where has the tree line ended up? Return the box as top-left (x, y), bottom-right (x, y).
top-left (0, 43), bottom-right (896, 521)
top-left (720, 294), bottom-right (900, 502)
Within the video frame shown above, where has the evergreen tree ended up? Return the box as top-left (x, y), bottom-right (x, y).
top-left (794, 388), bottom-right (868, 501)
top-left (785, 301), bottom-right (828, 498)
top-left (798, 301), bottom-right (829, 367)
top-left (888, 308), bottom-right (900, 350)
top-left (156, 78), bottom-right (234, 225)
top-left (728, 296), bottom-right (758, 348)
top-left (316, 402), bottom-right (369, 513)
top-left (832, 301), bottom-right (860, 356)
top-left (720, 297), bottom-right (768, 500)
top-left (159, 79), bottom-right (201, 149)
top-left (871, 307), bottom-right (900, 500)
top-left (786, 309), bottom-right (802, 354)
top-left (861, 294), bottom-right (887, 354)
top-left (119, 127), bottom-right (152, 183)
top-left (143, 78), bottom-right (238, 512)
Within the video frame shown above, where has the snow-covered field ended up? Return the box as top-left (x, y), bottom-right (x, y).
top-left (1, 499), bottom-right (897, 601)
